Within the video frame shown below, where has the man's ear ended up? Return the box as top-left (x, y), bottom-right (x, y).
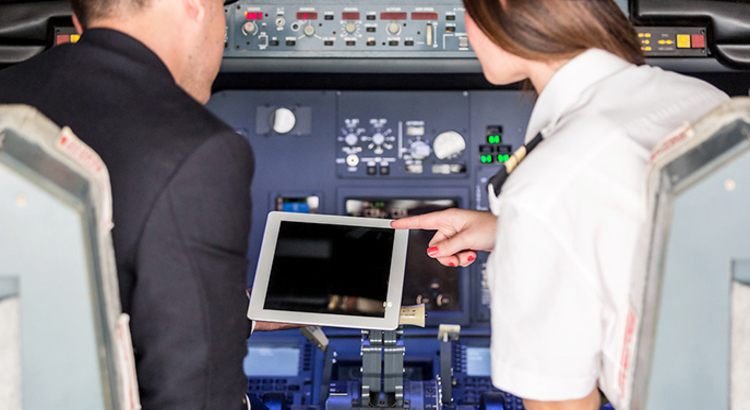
top-left (185, 0), bottom-right (206, 23)
top-left (72, 14), bottom-right (83, 35)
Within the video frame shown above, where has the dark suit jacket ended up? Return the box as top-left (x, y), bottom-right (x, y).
top-left (0, 29), bottom-right (254, 410)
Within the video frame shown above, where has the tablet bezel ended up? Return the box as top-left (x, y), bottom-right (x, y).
top-left (248, 211), bottom-right (409, 330)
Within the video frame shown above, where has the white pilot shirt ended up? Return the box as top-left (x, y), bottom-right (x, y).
top-left (486, 49), bottom-right (728, 403)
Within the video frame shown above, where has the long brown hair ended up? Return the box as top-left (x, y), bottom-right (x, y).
top-left (463, 0), bottom-right (644, 66)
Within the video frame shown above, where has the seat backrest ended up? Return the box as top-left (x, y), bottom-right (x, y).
top-left (618, 97), bottom-right (750, 409)
top-left (0, 105), bottom-right (140, 410)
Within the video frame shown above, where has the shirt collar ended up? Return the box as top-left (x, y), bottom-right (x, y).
top-left (524, 49), bottom-right (633, 143)
top-left (78, 28), bottom-right (175, 82)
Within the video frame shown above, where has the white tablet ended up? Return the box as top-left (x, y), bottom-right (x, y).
top-left (248, 211), bottom-right (409, 330)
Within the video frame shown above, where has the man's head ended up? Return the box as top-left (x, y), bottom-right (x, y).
top-left (70, 0), bottom-right (152, 28)
top-left (71, 0), bottom-right (226, 104)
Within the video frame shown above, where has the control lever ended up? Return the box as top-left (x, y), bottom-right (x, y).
top-left (438, 324), bottom-right (461, 405)
top-left (301, 325), bottom-right (329, 352)
top-left (399, 304), bottom-right (427, 327)
top-left (318, 346), bottom-right (336, 405)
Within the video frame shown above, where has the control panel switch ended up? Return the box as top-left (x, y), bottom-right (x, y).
top-left (458, 36), bottom-right (469, 50)
top-left (406, 164), bottom-right (423, 174)
top-left (432, 164), bottom-right (451, 175)
top-left (677, 34), bottom-right (691, 49)
top-left (426, 23), bottom-right (434, 46)
top-left (691, 34), bottom-right (706, 48)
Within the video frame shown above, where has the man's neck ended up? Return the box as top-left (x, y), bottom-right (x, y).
top-left (86, 16), bottom-right (185, 85)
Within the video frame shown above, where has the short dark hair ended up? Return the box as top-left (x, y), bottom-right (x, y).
top-left (71, 0), bottom-right (152, 28)
top-left (463, 0), bottom-right (644, 66)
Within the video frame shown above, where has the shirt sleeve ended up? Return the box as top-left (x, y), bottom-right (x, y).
top-left (487, 202), bottom-right (603, 401)
top-left (129, 131), bottom-right (253, 410)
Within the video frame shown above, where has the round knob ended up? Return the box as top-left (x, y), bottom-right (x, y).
top-left (416, 293), bottom-right (432, 305)
top-left (346, 154), bottom-right (360, 167)
top-left (387, 22), bottom-right (401, 35)
top-left (271, 108), bottom-right (296, 134)
top-left (345, 133), bottom-right (358, 146)
top-left (372, 133), bottom-right (385, 145)
top-left (345, 22), bottom-right (357, 34)
top-left (437, 294), bottom-right (452, 307)
top-left (242, 22), bottom-right (257, 36)
top-left (304, 25), bottom-right (315, 37)
top-left (433, 131), bottom-right (466, 159)
top-left (409, 140), bottom-right (431, 160)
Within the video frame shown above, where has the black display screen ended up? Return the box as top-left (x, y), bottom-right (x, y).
top-left (264, 221), bottom-right (394, 317)
top-left (347, 199), bottom-right (460, 312)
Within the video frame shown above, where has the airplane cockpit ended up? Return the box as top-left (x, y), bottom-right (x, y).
top-left (1, 0), bottom-right (749, 409)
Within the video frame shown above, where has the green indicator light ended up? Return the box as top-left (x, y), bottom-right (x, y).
top-left (498, 154), bottom-right (510, 163)
top-left (487, 135), bottom-right (501, 144)
top-left (480, 155), bottom-right (494, 163)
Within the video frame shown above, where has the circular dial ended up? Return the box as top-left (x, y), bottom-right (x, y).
top-left (345, 133), bottom-right (359, 146)
top-left (345, 22), bottom-right (357, 34)
top-left (433, 131), bottom-right (466, 159)
top-left (242, 22), bottom-right (258, 36)
top-left (409, 140), bottom-right (432, 160)
top-left (372, 133), bottom-right (385, 145)
top-left (304, 25), bottom-right (316, 37)
top-left (346, 154), bottom-right (360, 167)
top-left (387, 22), bottom-right (401, 35)
top-left (271, 108), bottom-right (296, 134)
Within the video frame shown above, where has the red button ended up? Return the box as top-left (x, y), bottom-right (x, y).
top-left (691, 35), bottom-right (705, 49)
top-left (56, 34), bottom-right (70, 45)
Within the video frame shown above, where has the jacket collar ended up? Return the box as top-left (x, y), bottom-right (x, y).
top-left (524, 49), bottom-right (633, 143)
top-left (78, 28), bottom-right (174, 82)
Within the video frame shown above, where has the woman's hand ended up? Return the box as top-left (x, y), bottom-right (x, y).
top-left (391, 208), bottom-right (498, 267)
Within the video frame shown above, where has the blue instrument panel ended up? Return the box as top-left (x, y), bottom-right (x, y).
top-left (207, 89), bottom-right (610, 410)
top-left (206, 90), bottom-right (534, 328)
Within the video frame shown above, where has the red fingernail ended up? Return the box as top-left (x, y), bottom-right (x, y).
top-left (467, 255), bottom-right (475, 262)
top-left (427, 247), bottom-right (439, 256)
top-left (449, 262), bottom-right (456, 267)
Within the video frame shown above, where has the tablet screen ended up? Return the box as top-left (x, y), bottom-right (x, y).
top-left (264, 221), bottom-right (394, 317)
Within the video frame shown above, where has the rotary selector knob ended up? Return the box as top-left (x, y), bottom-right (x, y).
top-left (304, 25), bottom-right (316, 37)
top-left (242, 22), bottom-right (258, 36)
top-left (345, 22), bottom-right (357, 34)
top-left (410, 140), bottom-right (432, 160)
top-left (433, 131), bottom-right (466, 159)
top-left (271, 108), bottom-right (296, 134)
top-left (372, 133), bottom-right (385, 145)
top-left (345, 133), bottom-right (359, 146)
top-left (387, 22), bottom-right (401, 35)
